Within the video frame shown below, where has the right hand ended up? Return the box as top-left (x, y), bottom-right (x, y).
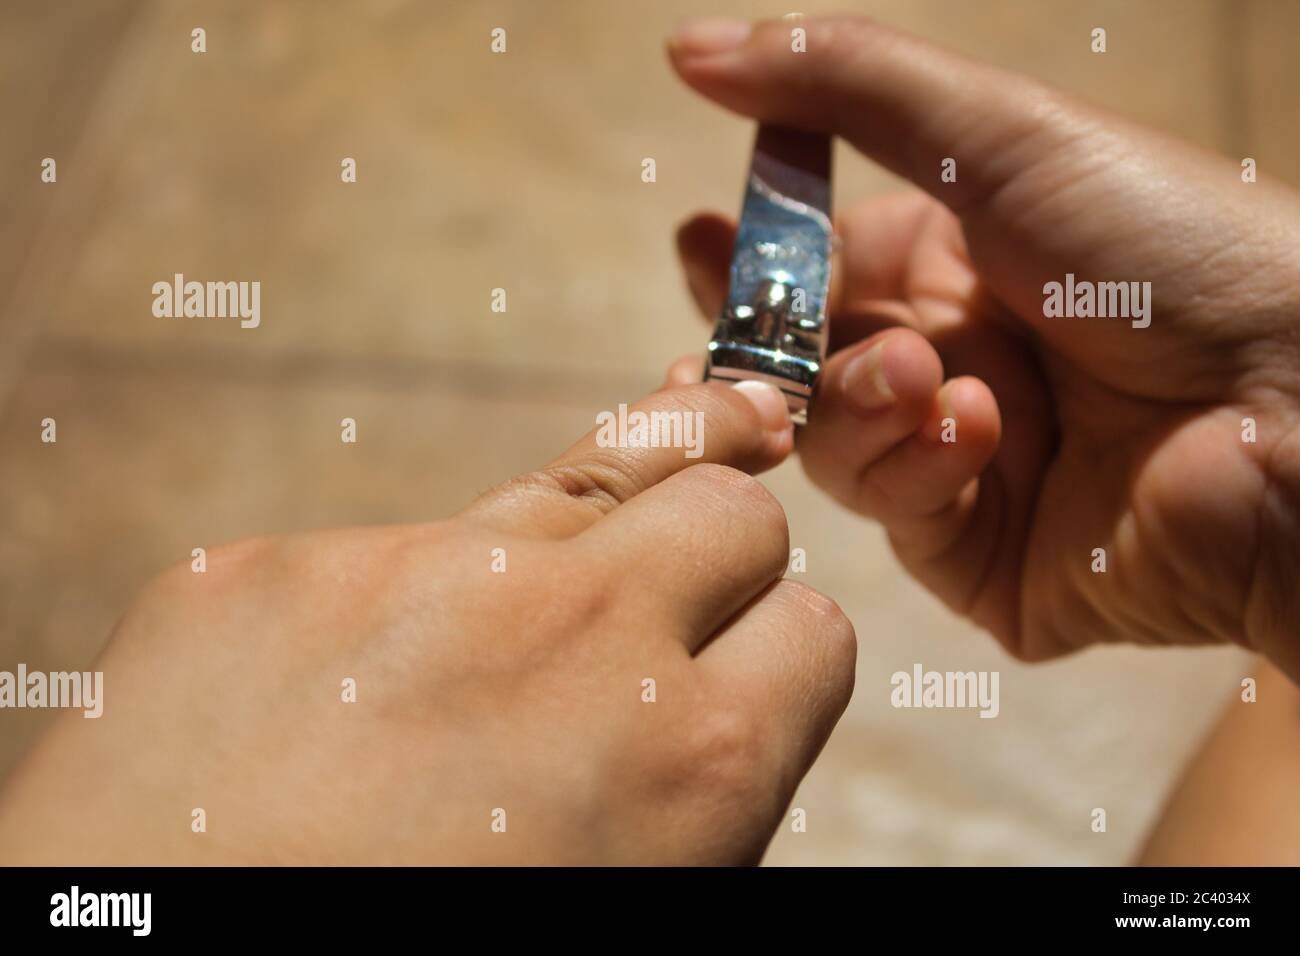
top-left (668, 15), bottom-right (1300, 681)
top-left (0, 381), bottom-right (855, 865)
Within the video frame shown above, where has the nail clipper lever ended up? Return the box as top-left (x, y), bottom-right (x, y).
top-left (704, 125), bottom-right (833, 425)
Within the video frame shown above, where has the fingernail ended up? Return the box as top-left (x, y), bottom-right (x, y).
top-left (670, 18), bottom-right (751, 58)
top-left (841, 342), bottom-right (896, 413)
top-left (732, 380), bottom-right (791, 432)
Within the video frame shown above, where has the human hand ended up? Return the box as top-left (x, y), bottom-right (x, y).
top-left (667, 15), bottom-right (1300, 679)
top-left (0, 382), bottom-right (855, 865)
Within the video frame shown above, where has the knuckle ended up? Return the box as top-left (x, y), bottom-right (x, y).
top-left (812, 13), bottom-right (874, 47)
top-left (538, 562), bottom-right (618, 637)
top-left (776, 579), bottom-right (846, 624)
top-left (772, 580), bottom-right (858, 695)
top-left (547, 449), bottom-right (666, 511)
top-left (692, 463), bottom-right (788, 531)
top-left (677, 704), bottom-right (768, 808)
top-left (487, 468), bottom-right (568, 501)
top-left (495, 466), bottom-right (624, 514)
top-left (486, 542), bottom-right (618, 662)
top-left (150, 534), bottom-right (278, 597)
top-left (665, 381), bottom-right (735, 430)
top-left (208, 533), bottom-right (282, 572)
top-left (120, 534), bottom-right (284, 637)
top-left (811, 15), bottom-right (877, 72)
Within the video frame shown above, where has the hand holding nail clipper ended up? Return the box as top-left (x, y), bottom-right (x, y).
top-left (670, 15), bottom-right (1300, 682)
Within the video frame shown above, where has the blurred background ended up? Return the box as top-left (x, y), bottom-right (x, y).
top-left (2, 0), bottom-right (1291, 864)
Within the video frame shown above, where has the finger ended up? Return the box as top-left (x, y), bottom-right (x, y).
top-left (667, 15), bottom-right (1085, 213)
top-left (835, 191), bottom-right (940, 307)
top-left (676, 212), bottom-right (735, 319)
top-left (798, 326), bottom-right (943, 504)
top-left (868, 376), bottom-right (1001, 513)
top-left (660, 354), bottom-right (706, 389)
top-left (864, 376), bottom-right (1002, 558)
top-left (580, 463), bottom-right (790, 651)
top-left (463, 381), bottom-right (792, 538)
top-left (696, 580), bottom-right (856, 796)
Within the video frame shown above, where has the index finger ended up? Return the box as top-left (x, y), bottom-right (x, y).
top-left (667, 15), bottom-right (1084, 215)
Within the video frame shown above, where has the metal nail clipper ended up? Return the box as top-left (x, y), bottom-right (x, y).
top-left (704, 125), bottom-right (833, 425)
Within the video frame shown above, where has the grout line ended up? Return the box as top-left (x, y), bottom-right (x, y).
top-left (27, 338), bottom-right (660, 404)
top-left (0, 1), bottom-right (158, 420)
top-left (1218, 0), bottom-right (1251, 156)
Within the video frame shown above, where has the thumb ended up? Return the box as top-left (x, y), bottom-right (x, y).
top-left (462, 380), bottom-right (794, 538)
top-left (667, 15), bottom-right (1089, 214)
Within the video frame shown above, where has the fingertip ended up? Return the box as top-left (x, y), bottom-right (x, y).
top-left (924, 375), bottom-right (1001, 451)
top-left (659, 379), bottom-right (795, 472)
top-left (831, 328), bottom-right (943, 417)
top-left (731, 379), bottom-right (793, 434)
top-left (706, 379), bottom-right (795, 466)
top-left (661, 354), bottom-right (706, 389)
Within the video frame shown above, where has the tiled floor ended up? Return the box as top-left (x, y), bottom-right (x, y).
top-left (0, 0), bottom-right (1279, 863)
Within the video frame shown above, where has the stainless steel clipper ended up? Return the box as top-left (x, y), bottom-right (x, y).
top-left (704, 125), bottom-right (833, 425)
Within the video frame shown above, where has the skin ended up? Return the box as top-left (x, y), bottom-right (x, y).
top-left (3, 14), bottom-right (1298, 867)
top-left (0, 381), bottom-right (857, 865)
top-left (1140, 659), bottom-right (1300, 866)
top-left (667, 15), bottom-right (1300, 682)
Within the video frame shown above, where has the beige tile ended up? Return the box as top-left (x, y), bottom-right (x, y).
top-left (10, 1), bottom-right (1240, 389)
top-left (1240, 0), bottom-right (1300, 187)
top-left (0, 0), bottom-right (140, 401)
top-left (0, 0), bottom-right (137, 281)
